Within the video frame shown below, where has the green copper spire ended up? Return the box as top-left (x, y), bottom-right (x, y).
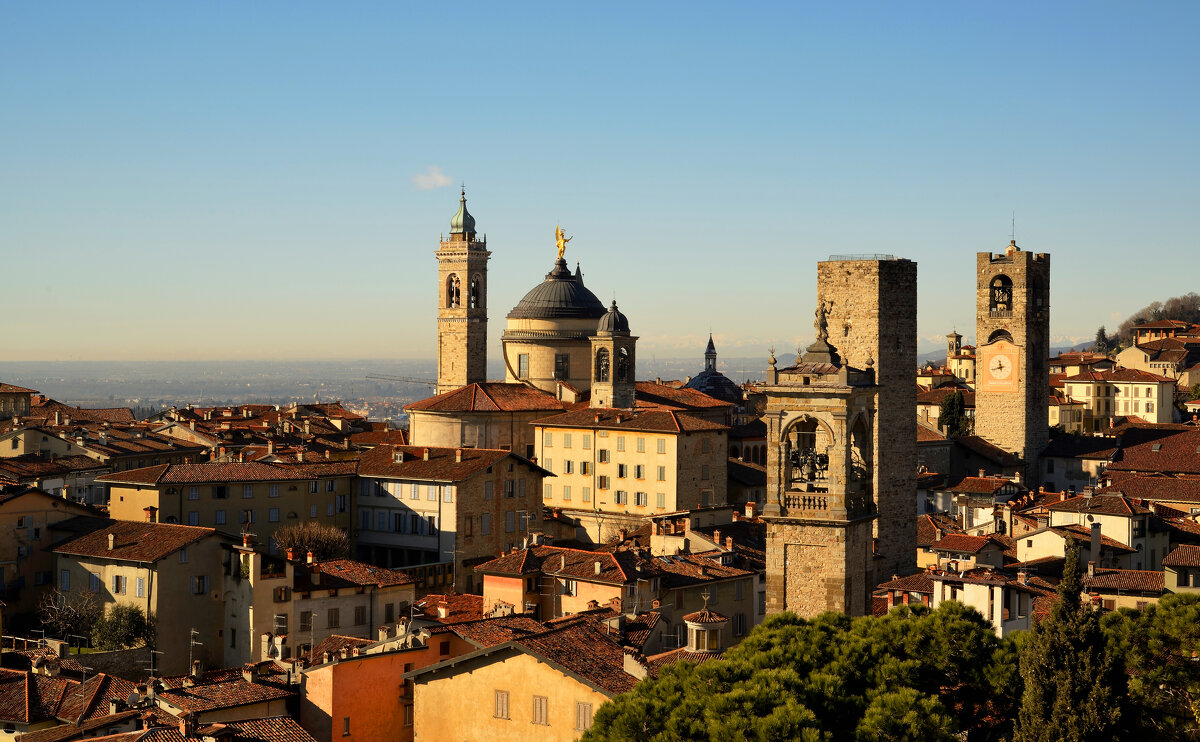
top-left (450, 188), bottom-right (476, 235)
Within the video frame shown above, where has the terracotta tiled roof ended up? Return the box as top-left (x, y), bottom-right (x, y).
top-left (0, 669), bottom-right (75, 724)
top-left (476, 545), bottom-right (754, 588)
top-left (1162, 544), bottom-right (1200, 568)
top-left (727, 458), bottom-right (766, 487)
top-left (357, 444), bottom-right (538, 482)
top-left (631, 382), bottom-right (733, 411)
top-left (447, 615), bottom-right (547, 648)
top-left (156, 679), bottom-right (292, 713)
top-left (943, 476), bottom-right (1024, 495)
top-left (916, 514), bottom-right (963, 548)
top-left (1063, 368), bottom-right (1176, 384)
top-left (1083, 568), bottom-right (1164, 594)
top-left (293, 559), bottom-right (413, 591)
top-left (917, 425), bottom-right (947, 443)
top-left (1045, 494), bottom-right (1153, 516)
top-left (405, 383), bottom-right (566, 413)
top-left (414, 593), bottom-right (484, 624)
top-left (513, 619), bottom-right (639, 696)
top-left (954, 436), bottom-right (1022, 466)
top-left (930, 534), bottom-right (1002, 554)
top-left (55, 672), bottom-right (137, 723)
top-left (1108, 427), bottom-right (1200, 475)
top-left (51, 518), bottom-right (218, 563)
top-left (303, 635), bottom-right (373, 664)
top-left (97, 460), bottom-right (356, 486)
top-left (644, 647), bottom-right (723, 676)
top-left (1052, 524), bottom-right (1137, 553)
top-left (16, 710), bottom-right (143, 742)
top-left (681, 607), bottom-right (727, 624)
top-left (1041, 435), bottom-right (1120, 460)
top-left (916, 388), bottom-right (975, 407)
top-left (0, 382), bottom-right (38, 394)
top-left (876, 572), bottom-right (934, 594)
top-left (532, 407), bottom-right (727, 433)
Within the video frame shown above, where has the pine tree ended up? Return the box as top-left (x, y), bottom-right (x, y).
top-left (1094, 326), bottom-right (1109, 355)
top-left (939, 390), bottom-right (970, 438)
top-left (1014, 542), bottom-right (1127, 742)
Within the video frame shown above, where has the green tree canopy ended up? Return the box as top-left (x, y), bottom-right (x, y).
top-left (938, 390), bottom-right (971, 438)
top-left (91, 604), bottom-right (154, 650)
top-left (584, 602), bottom-right (1019, 742)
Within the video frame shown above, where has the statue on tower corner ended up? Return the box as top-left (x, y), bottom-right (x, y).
top-left (555, 224), bottom-right (572, 260)
top-left (814, 299), bottom-right (831, 342)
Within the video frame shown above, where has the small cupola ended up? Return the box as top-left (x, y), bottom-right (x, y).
top-left (449, 188), bottom-right (476, 236)
top-left (596, 300), bottom-right (630, 335)
top-left (682, 591), bottom-right (728, 653)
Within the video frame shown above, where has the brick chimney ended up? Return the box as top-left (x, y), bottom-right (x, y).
top-left (143, 506), bottom-right (158, 523)
top-left (437, 602), bottom-right (449, 619)
top-left (712, 529), bottom-right (722, 545)
top-left (455, 448), bottom-right (463, 463)
top-left (423, 448), bottom-right (430, 461)
top-left (744, 502), bottom-right (755, 518)
top-left (107, 533), bottom-right (115, 550)
top-left (1087, 561), bottom-right (1096, 579)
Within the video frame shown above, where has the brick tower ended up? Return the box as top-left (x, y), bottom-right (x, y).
top-left (975, 241), bottom-right (1050, 479)
top-left (436, 190), bottom-right (490, 394)
top-left (815, 257), bottom-right (918, 578)
top-left (589, 301), bottom-right (637, 409)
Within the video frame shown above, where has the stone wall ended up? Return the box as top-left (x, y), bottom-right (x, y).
top-left (436, 236), bottom-right (490, 394)
top-left (817, 258), bottom-right (918, 577)
top-left (764, 517), bottom-right (873, 617)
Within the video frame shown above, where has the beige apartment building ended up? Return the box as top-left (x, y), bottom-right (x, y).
top-left (50, 518), bottom-right (230, 674)
top-left (0, 488), bottom-right (97, 616)
top-left (1061, 368), bottom-right (1177, 431)
top-left (98, 460), bottom-right (357, 545)
top-left (532, 408), bottom-right (728, 541)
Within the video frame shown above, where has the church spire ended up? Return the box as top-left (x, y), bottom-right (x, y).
top-left (704, 334), bottom-right (717, 372)
top-left (449, 187), bottom-right (476, 237)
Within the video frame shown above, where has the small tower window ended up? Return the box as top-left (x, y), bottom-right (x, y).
top-left (554, 354), bottom-right (570, 380)
top-left (447, 274), bottom-right (461, 308)
top-left (616, 348), bottom-right (631, 383)
top-left (989, 275), bottom-right (1012, 314)
top-left (469, 275), bottom-right (482, 309)
top-left (594, 348), bottom-right (610, 383)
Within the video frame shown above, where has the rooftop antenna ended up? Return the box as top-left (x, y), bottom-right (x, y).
top-left (1010, 211), bottom-right (1016, 242)
top-left (187, 628), bottom-right (203, 671)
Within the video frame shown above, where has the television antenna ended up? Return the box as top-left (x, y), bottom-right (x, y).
top-left (365, 374), bottom-right (437, 391)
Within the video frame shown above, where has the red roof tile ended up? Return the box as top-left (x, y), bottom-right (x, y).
top-left (405, 383), bottom-right (566, 413)
top-left (1162, 544), bottom-right (1200, 568)
top-left (1083, 568), bottom-right (1164, 593)
top-left (357, 445), bottom-right (540, 482)
top-left (532, 408), bottom-right (727, 433)
top-left (51, 518), bottom-right (219, 563)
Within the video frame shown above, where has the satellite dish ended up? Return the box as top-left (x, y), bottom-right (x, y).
top-left (126, 691), bottom-right (141, 706)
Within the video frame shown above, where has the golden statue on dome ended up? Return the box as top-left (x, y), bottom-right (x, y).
top-left (555, 224), bottom-right (572, 260)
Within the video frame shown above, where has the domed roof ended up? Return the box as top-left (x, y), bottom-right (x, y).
top-left (597, 301), bottom-right (630, 334)
top-left (449, 190), bottom-right (475, 235)
top-left (684, 336), bottom-right (744, 404)
top-left (507, 259), bottom-right (607, 321)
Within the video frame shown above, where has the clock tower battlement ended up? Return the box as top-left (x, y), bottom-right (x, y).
top-left (974, 241), bottom-right (1050, 481)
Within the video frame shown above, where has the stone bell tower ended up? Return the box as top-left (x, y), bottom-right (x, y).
top-left (761, 320), bottom-right (878, 618)
top-left (436, 190), bottom-right (490, 394)
top-left (975, 241), bottom-right (1050, 478)
top-left (590, 301), bottom-right (637, 409)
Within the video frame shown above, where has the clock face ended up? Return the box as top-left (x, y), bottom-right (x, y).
top-left (989, 354), bottom-right (1014, 380)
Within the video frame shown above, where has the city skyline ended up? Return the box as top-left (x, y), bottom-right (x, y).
top-left (3, 2), bottom-right (1198, 361)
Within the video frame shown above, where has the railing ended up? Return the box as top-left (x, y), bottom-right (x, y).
top-left (825, 254), bottom-right (898, 261)
top-left (784, 494), bottom-right (829, 511)
top-left (989, 310), bottom-right (1013, 318)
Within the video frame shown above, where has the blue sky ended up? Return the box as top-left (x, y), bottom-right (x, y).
top-left (3, 2), bottom-right (1198, 361)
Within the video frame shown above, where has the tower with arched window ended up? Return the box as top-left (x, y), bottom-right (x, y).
top-left (975, 241), bottom-right (1050, 479)
top-left (436, 190), bottom-right (491, 394)
top-left (589, 301), bottom-right (637, 409)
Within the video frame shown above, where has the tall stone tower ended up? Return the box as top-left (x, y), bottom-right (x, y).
top-left (975, 241), bottom-right (1050, 478)
top-left (815, 257), bottom-right (918, 578)
top-left (946, 330), bottom-right (962, 365)
top-left (436, 190), bottom-right (490, 394)
top-left (761, 324), bottom-right (878, 617)
top-left (589, 301), bottom-right (637, 409)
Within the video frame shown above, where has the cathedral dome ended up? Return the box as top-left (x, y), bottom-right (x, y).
top-left (506, 259), bottom-right (606, 321)
top-left (450, 190), bottom-right (475, 235)
top-left (596, 301), bottom-right (630, 334)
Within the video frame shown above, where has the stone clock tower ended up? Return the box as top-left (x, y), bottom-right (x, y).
top-left (436, 190), bottom-right (490, 394)
top-left (975, 240), bottom-right (1050, 479)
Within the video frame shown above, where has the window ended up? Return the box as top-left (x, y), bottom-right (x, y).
top-left (583, 487), bottom-right (592, 502)
top-left (735, 580), bottom-right (745, 600)
top-left (243, 484), bottom-right (254, 499)
top-left (342, 717), bottom-right (350, 737)
top-left (443, 486), bottom-right (453, 503)
top-left (563, 433), bottom-right (572, 448)
top-left (532, 695), bottom-right (549, 726)
top-left (187, 511), bottom-right (199, 526)
top-left (635, 491), bottom-right (648, 506)
top-left (617, 464), bottom-right (628, 478)
top-left (179, 547), bottom-right (189, 564)
top-left (545, 459), bottom-right (553, 473)
top-left (215, 510), bottom-right (226, 525)
top-left (563, 579), bottom-right (577, 595)
top-left (354, 606), bottom-right (367, 625)
top-left (213, 485), bottom-right (229, 499)
top-left (494, 691), bottom-right (510, 719)
top-left (518, 354), bottom-right (530, 379)
top-left (243, 509), bottom-right (257, 524)
top-left (576, 702), bottom-right (594, 731)
top-left (192, 575), bottom-right (209, 595)
top-left (657, 439), bottom-right (666, 454)
top-left (60, 570), bottom-right (70, 590)
top-left (505, 480), bottom-right (515, 498)
top-left (269, 508), bottom-right (280, 522)
top-left (300, 611), bottom-right (313, 631)
top-left (270, 484), bottom-right (279, 498)
top-left (634, 464), bottom-right (645, 479)
top-left (326, 480), bottom-right (335, 492)
top-left (583, 435), bottom-right (591, 450)
top-left (636, 437), bottom-right (645, 453)
top-left (404, 705), bottom-right (414, 727)
top-left (505, 511), bottom-right (516, 533)
top-left (544, 484), bottom-right (553, 499)
top-left (545, 432), bottom-right (553, 448)
top-left (563, 486), bottom-right (571, 501)
top-left (581, 461), bottom-right (591, 475)
top-left (311, 505), bottom-right (319, 518)
top-left (598, 476), bottom-right (610, 490)
top-left (112, 575), bottom-right (126, 594)
top-left (482, 513), bottom-right (492, 535)
top-left (598, 449), bottom-right (610, 463)
top-left (327, 608), bottom-right (340, 628)
top-left (564, 460), bottom-right (573, 474)
top-left (657, 492), bottom-right (666, 508)
top-left (485, 481), bottom-right (494, 500)
top-left (554, 354), bottom-right (569, 380)
top-left (136, 577), bottom-right (145, 597)
top-left (701, 465), bottom-right (710, 480)
top-left (360, 509), bottom-right (371, 530)
top-left (89, 573), bottom-right (101, 592)
top-left (188, 486), bottom-right (199, 500)
top-left (427, 514), bottom-right (437, 535)
top-left (617, 436), bottom-right (625, 452)
top-left (465, 517), bottom-right (473, 536)
top-left (336, 494), bottom-right (348, 512)
top-left (734, 613), bottom-right (746, 636)
top-left (427, 485), bottom-right (437, 501)
top-left (657, 466), bottom-right (666, 481)
top-left (439, 640), bottom-right (450, 656)
top-left (308, 480), bottom-right (318, 494)
top-left (615, 491), bottom-right (628, 505)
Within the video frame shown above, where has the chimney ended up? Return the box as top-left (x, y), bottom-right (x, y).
top-left (295, 451), bottom-right (304, 462)
top-left (191, 659), bottom-right (202, 679)
top-left (560, 554), bottom-right (567, 572)
top-left (324, 449), bottom-right (331, 460)
top-left (190, 421), bottom-right (196, 431)
top-left (712, 529), bottom-right (722, 545)
top-left (285, 548), bottom-right (295, 561)
top-left (378, 625), bottom-right (391, 641)
top-left (731, 509), bottom-right (740, 522)
top-left (107, 533), bottom-right (115, 550)
top-left (744, 502), bottom-right (756, 519)
top-left (267, 440), bottom-right (275, 455)
top-left (437, 602), bottom-right (449, 619)
top-left (54, 410), bottom-right (62, 425)
top-left (143, 506), bottom-right (158, 523)
top-left (241, 664), bottom-right (256, 683)
top-left (179, 712), bottom-right (197, 738)
top-left (455, 448), bottom-right (463, 463)
top-left (978, 469), bottom-right (986, 478)
top-left (725, 536), bottom-right (734, 549)
top-left (340, 647), bottom-right (350, 660)
top-left (1087, 561), bottom-right (1096, 579)
top-left (423, 448), bottom-right (430, 461)
top-left (109, 698), bottom-right (121, 715)
top-left (1090, 523), bottom-right (1102, 561)
top-left (1012, 471), bottom-right (1023, 486)
top-left (1017, 568), bottom-right (1029, 585)
top-left (306, 550), bottom-right (315, 564)
top-left (594, 561), bottom-right (602, 575)
top-left (322, 651), bottom-right (332, 664)
top-left (304, 420), bottom-right (311, 435)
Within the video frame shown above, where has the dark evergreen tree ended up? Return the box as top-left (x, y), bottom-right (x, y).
top-left (1094, 326), bottom-right (1109, 355)
top-left (1014, 542), bottom-right (1126, 742)
top-left (938, 390), bottom-right (971, 438)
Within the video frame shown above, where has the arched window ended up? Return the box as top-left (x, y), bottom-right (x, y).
top-left (469, 275), bottom-right (482, 309)
top-left (594, 348), bottom-right (610, 383)
top-left (988, 329), bottom-right (1013, 344)
top-left (989, 275), bottom-right (1012, 314)
top-left (446, 274), bottom-right (461, 308)
top-left (730, 446), bottom-right (740, 459)
top-left (616, 348), bottom-right (631, 383)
